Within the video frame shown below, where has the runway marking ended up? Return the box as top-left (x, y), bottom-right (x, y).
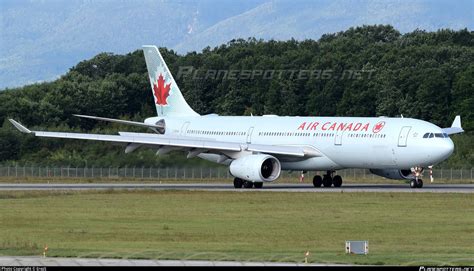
top-left (0, 183), bottom-right (472, 193)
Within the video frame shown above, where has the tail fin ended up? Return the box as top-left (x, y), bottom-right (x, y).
top-left (142, 45), bottom-right (199, 117)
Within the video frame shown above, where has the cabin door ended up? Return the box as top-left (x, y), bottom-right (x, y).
top-left (246, 127), bottom-right (254, 144)
top-left (181, 122), bottom-right (190, 136)
top-left (398, 126), bottom-right (411, 147)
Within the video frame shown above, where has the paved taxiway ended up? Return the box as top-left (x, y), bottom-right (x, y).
top-left (0, 256), bottom-right (345, 266)
top-left (0, 183), bottom-right (472, 193)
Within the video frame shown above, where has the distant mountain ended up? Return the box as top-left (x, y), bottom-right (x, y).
top-left (174, 0), bottom-right (474, 52)
top-left (0, 0), bottom-right (266, 88)
top-left (0, 0), bottom-right (472, 89)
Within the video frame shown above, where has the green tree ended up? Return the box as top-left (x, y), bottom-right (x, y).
top-left (452, 64), bottom-right (474, 132)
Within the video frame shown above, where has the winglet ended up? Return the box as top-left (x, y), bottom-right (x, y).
top-left (451, 115), bottom-right (462, 128)
top-left (8, 119), bottom-right (32, 134)
top-left (442, 115), bottom-right (464, 135)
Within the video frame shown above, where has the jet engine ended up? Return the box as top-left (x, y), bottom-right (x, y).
top-left (230, 154), bottom-right (281, 182)
top-left (369, 169), bottom-right (414, 180)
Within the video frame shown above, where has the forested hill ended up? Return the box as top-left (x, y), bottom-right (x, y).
top-left (0, 25), bottom-right (473, 167)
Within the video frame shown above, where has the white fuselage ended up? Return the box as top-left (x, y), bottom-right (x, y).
top-left (145, 115), bottom-right (454, 171)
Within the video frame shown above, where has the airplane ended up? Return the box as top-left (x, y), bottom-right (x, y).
top-left (9, 45), bottom-right (464, 189)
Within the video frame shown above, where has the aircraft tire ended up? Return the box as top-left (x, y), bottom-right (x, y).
top-left (254, 182), bottom-right (263, 189)
top-left (243, 181), bottom-right (254, 189)
top-left (416, 179), bottom-right (423, 188)
top-left (410, 179), bottom-right (417, 188)
top-left (323, 176), bottom-right (333, 187)
top-left (233, 178), bottom-right (243, 189)
top-left (333, 175), bottom-right (343, 187)
top-left (313, 175), bottom-right (323, 187)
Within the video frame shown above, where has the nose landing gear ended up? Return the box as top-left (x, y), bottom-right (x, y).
top-left (410, 179), bottom-right (423, 188)
top-left (410, 167), bottom-right (424, 188)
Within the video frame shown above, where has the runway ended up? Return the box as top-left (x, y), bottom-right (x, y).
top-left (0, 183), bottom-right (472, 193)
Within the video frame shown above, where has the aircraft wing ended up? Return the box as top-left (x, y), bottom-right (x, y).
top-left (9, 119), bottom-right (321, 159)
top-left (442, 115), bottom-right (464, 135)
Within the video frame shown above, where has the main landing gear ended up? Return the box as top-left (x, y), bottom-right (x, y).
top-left (233, 177), bottom-right (263, 189)
top-left (313, 171), bottom-right (343, 188)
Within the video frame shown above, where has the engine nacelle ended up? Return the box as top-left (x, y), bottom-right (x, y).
top-left (369, 169), bottom-right (414, 180)
top-left (230, 154), bottom-right (281, 182)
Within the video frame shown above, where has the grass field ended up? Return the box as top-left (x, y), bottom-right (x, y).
top-left (0, 190), bottom-right (472, 265)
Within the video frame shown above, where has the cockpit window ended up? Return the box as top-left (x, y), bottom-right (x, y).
top-left (423, 132), bottom-right (449, 139)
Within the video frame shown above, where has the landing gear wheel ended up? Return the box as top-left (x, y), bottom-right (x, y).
top-left (410, 179), bottom-right (417, 188)
top-left (254, 182), bottom-right (263, 189)
top-left (233, 178), bottom-right (243, 189)
top-left (243, 181), bottom-right (254, 189)
top-left (313, 175), bottom-right (323, 187)
top-left (333, 175), bottom-right (343, 187)
top-left (323, 176), bottom-right (333, 187)
top-left (416, 179), bottom-right (423, 188)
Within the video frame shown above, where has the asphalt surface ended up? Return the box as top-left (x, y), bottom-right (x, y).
top-left (0, 256), bottom-right (343, 266)
top-left (0, 183), bottom-right (472, 193)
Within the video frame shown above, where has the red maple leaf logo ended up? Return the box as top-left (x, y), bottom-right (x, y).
top-left (153, 74), bottom-right (171, 105)
top-left (373, 121), bottom-right (385, 133)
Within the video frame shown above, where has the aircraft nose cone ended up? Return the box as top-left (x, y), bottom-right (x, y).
top-left (437, 138), bottom-right (454, 160)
